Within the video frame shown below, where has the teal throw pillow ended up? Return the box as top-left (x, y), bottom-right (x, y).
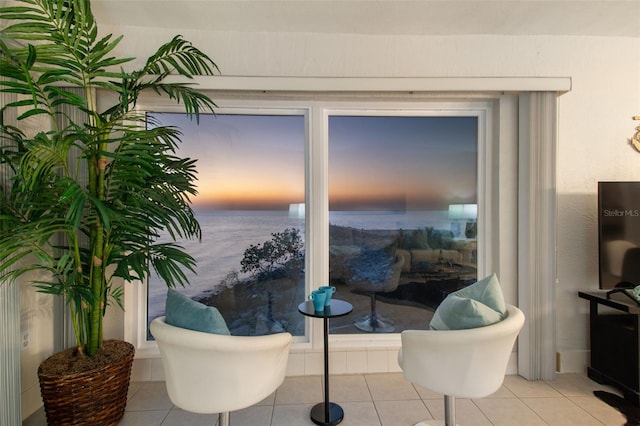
top-left (429, 273), bottom-right (506, 330)
top-left (450, 272), bottom-right (506, 314)
top-left (165, 289), bottom-right (230, 335)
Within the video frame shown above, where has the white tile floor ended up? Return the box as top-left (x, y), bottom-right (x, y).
top-left (23, 372), bottom-right (635, 426)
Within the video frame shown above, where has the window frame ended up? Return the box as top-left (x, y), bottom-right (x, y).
top-left (125, 95), bottom-right (495, 356)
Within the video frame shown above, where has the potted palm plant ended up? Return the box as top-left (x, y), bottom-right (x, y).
top-left (0, 0), bottom-right (217, 423)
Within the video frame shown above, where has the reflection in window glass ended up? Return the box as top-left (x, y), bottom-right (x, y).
top-left (146, 113), bottom-right (306, 337)
top-left (327, 115), bottom-right (478, 334)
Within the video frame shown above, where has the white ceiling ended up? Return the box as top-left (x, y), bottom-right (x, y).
top-left (90, 0), bottom-right (640, 37)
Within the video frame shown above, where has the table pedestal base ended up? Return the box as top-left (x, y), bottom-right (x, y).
top-left (310, 402), bottom-right (343, 426)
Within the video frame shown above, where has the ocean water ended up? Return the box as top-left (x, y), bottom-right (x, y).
top-left (147, 209), bottom-right (450, 319)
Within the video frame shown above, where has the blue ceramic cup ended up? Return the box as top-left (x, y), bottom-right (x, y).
top-left (309, 290), bottom-right (327, 312)
top-left (318, 286), bottom-right (336, 306)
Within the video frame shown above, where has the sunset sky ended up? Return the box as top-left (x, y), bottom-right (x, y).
top-left (149, 112), bottom-right (477, 211)
top-left (329, 115), bottom-right (477, 210)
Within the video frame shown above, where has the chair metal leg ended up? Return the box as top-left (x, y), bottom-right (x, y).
top-left (353, 293), bottom-right (395, 332)
top-left (444, 394), bottom-right (455, 426)
top-left (219, 411), bottom-right (230, 426)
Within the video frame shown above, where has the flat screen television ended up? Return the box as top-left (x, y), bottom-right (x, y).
top-left (598, 181), bottom-right (640, 289)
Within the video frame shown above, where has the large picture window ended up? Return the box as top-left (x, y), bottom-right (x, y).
top-left (125, 77), bottom-right (570, 377)
top-left (138, 100), bottom-right (486, 345)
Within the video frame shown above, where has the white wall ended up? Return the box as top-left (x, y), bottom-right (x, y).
top-left (19, 26), bottom-right (640, 418)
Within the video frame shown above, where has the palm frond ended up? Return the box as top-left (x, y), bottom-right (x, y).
top-left (141, 35), bottom-right (219, 78)
top-left (0, 0), bottom-right (216, 357)
top-left (115, 35), bottom-right (219, 121)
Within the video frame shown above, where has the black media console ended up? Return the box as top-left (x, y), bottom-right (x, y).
top-left (579, 290), bottom-right (640, 406)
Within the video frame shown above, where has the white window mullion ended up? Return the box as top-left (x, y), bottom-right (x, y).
top-left (306, 104), bottom-right (329, 348)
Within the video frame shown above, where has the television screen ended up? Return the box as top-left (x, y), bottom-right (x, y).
top-left (598, 181), bottom-right (640, 289)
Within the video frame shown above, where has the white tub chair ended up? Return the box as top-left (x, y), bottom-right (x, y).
top-left (150, 316), bottom-right (292, 426)
top-left (398, 304), bottom-right (525, 426)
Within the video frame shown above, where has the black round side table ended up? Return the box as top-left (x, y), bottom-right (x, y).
top-left (298, 299), bottom-right (353, 426)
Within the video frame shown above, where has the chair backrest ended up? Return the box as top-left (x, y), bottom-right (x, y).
top-left (349, 254), bottom-right (405, 293)
top-left (399, 304), bottom-right (524, 399)
top-left (150, 317), bottom-right (292, 414)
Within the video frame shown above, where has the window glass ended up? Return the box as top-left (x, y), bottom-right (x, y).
top-left (144, 110), bottom-right (479, 339)
top-left (327, 115), bottom-right (478, 334)
top-left (146, 112), bottom-right (306, 337)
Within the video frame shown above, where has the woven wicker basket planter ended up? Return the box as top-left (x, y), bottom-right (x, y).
top-left (38, 340), bottom-right (135, 426)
